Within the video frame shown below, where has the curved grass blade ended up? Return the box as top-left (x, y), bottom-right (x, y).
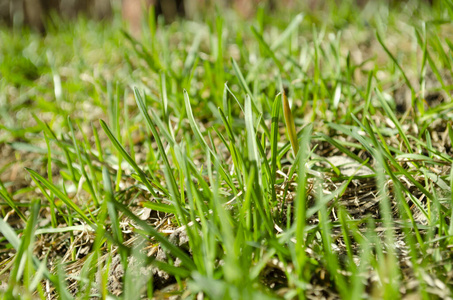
top-left (183, 89), bottom-right (235, 191)
top-left (0, 212), bottom-right (67, 296)
top-left (102, 166), bottom-right (123, 245)
top-left (229, 62), bottom-right (271, 139)
top-left (319, 133), bottom-right (373, 170)
top-left (133, 88), bottom-right (179, 199)
top-left (25, 168), bottom-right (95, 228)
top-left (224, 83), bottom-right (244, 113)
top-left (376, 31), bottom-right (414, 93)
top-left (141, 201), bottom-right (177, 214)
top-left (375, 88), bottom-right (413, 154)
top-left (251, 26), bottom-right (286, 76)
top-left (32, 114), bottom-right (78, 182)
top-left (99, 119), bottom-right (158, 198)
top-left (0, 180), bottom-right (26, 222)
top-left (231, 58), bottom-right (255, 104)
top-left (113, 199), bottom-right (196, 271)
top-left (68, 117), bottom-right (99, 206)
top-left (271, 13), bottom-right (304, 50)
top-left (7, 199), bottom-right (40, 293)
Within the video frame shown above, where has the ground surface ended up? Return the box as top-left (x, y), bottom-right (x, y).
top-left (1, 1), bottom-right (453, 299)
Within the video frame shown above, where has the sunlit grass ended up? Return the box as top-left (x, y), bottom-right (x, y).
top-left (1, 0), bottom-right (453, 299)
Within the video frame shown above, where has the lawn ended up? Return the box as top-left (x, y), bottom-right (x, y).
top-left (1, 0), bottom-right (453, 299)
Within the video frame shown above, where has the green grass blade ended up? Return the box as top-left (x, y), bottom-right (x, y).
top-left (251, 26), bottom-right (286, 75)
top-left (99, 119), bottom-right (158, 198)
top-left (0, 181), bottom-right (26, 222)
top-left (183, 89), bottom-right (235, 191)
top-left (375, 88), bottom-right (413, 153)
top-left (244, 95), bottom-right (259, 163)
top-left (113, 199), bottom-right (196, 271)
top-left (25, 168), bottom-right (95, 228)
top-left (231, 58), bottom-right (259, 111)
top-left (271, 13), bottom-right (304, 50)
top-left (376, 30), bottom-right (414, 94)
top-left (141, 201), bottom-right (177, 214)
top-left (68, 117), bottom-right (99, 206)
top-left (293, 124), bottom-right (312, 279)
top-left (133, 88), bottom-right (179, 198)
top-left (270, 93), bottom-right (281, 203)
top-left (282, 89), bottom-right (299, 156)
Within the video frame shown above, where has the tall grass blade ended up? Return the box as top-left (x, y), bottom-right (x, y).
top-left (99, 119), bottom-right (158, 198)
top-left (282, 89), bottom-right (299, 156)
top-left (134, 88), bottom-right (180, 197)
top-left (68, 117), bottom-right (99, 205)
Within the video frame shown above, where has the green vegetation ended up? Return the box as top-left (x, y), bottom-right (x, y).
top-left (1, 1), bottom-right (453, 298)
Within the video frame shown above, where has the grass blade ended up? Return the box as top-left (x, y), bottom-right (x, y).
top-left (113, 199), bottom-right (196, 271)
top-left (133, 88), bottom-right (179, 198)
top-left (25, 168), bottom-right (95, 228)
top-left (282, 89), bottom-right (299, 156)
top-left (0, 181), bottom-right (26, 222)
top-left (99, 119), bottom-right (158, 198)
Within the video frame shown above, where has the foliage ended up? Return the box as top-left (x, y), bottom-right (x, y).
top-left (1, 1), bottom-right (453, 299)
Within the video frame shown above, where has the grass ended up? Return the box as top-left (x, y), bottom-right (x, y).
top-left (1, 0), bottom-right (453, 298)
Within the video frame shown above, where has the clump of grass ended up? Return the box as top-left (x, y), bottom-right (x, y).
top-left (1, 0), bottom-right (453, 299)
